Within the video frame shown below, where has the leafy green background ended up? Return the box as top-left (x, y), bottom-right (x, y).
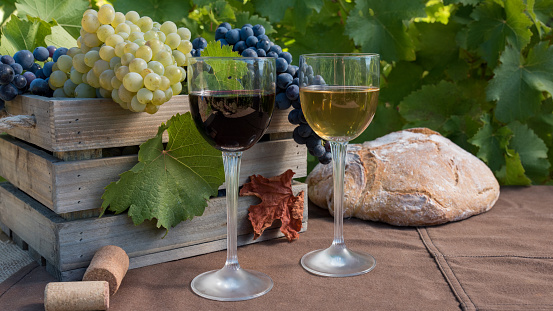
top-left (0, 0), bottom-right (552, 185)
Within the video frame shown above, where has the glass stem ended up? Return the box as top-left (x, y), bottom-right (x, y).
top-left (330, 141), bottom-right (348, 248)
top-left (222, 151), bottom-right (242, 271)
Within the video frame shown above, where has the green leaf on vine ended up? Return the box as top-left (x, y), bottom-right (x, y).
top-left (469, 114), bottom-right (513, 172)
top-left (0, 15), bottom-right (50, 55)
top-left (234, 12), bottom-right (275, 34)
top-left (487, 43), bottom-right (553, 123)
top-left (345, 0), bottom-right (426, 62)
top-left (496, 150), bottom-right (532, 185)
top-left (15, 0), bottom-right (89, 39)
top-left (113, 0), bottom-right (191, 24)
top-left (101, 113), bottom-right (224, 231)
top-left (507, 121), bottom-right (550, 181)
top-left (466, 0), bottom-right (532, 68)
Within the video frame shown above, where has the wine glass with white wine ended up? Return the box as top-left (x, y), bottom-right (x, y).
top-left (299, 53), bottom-right (379, 277)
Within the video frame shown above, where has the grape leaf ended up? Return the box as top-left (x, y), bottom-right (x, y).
top-left (240, 169), bottom-right (304, 242)
top-left (113, 0), bottom-right (191, 24)
top-left (466, 0), bottom-right (532, 68)
top-left (345, 0), bottom-right (426, 62)
top-left (444, 0), bottom-right (481, 5)
top-left (44, 23), bottom-right (78, 48)
top-left (234, 11), bottom-right (275, 34)
top-left (0, 0), bottom-right (17, 26)
top-left (380, 61), bottom-right (424, 105)
top-left (101, 113), bottom-right (225, 231)
top-left (469, 114), bottom-right (513, 172)
top-left (398, 80), bottom-right (481, 132)
top-left (507, 121), bottom-right (550, 181)
top-left (487, 43), bottom-right (553, 123)
top-left (15, 0), bottom-right (88, 39)
top-left (250, 0), bottom-right (295, 22)
top-left (199, 40), bottom-right (247, 90)
top-left (496, 150), bottom-right (532, 185)
top-left (415, 21), bottom-right (462, 72)
top-left (0, 15), bottom-right (50, 55)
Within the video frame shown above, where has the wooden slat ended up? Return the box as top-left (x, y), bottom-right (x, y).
top-left (0, 135), bottom-right (306, 215)
top-left (0, 181), bottom-right (307, 278)
top-left (0, 183), bottom-right (63, 267)
top-left (4, 95), bottom-right (295, 152)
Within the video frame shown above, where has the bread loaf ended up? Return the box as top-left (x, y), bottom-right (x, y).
top-left (307, 128), bottom-right (500, 226)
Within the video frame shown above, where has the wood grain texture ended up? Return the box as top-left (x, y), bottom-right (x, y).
top-left (0, 136), bottom-right (306, 214)
top-left (0, 181), bottom-right (307, 280)
top-left (4, 95), bottom-right (295, 152)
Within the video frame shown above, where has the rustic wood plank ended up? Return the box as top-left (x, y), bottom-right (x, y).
top-left (53, 149), bottom-right (103, 161)
top-left (1, 136), bottom-right (306, 215)
top-left (0, 182), bottom-right (63, 267)
top-left (54, 224), bottom-right (306, 281)
top-left (5, 95), bottom-right (295, 152)
top-left (0, 181), bottom-right (307, 278)
top-left (56, 183), bottom-right (307, 271)
top-left (0, 135), bottom-right (57, 209)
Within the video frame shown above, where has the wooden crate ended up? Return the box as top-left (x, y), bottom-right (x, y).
top-left (0, 95), bottom-right (308, 281)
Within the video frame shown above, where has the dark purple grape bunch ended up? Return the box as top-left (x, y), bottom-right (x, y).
top-left (192, 22), bottom-right (332, 164)
top-left (0, 46), bottom-right (66, 102)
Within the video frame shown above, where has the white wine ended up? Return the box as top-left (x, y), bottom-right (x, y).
top-left (300, 85), bottom-right (379, 141)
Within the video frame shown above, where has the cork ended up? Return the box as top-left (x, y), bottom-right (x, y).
top-left (82, 245), bottom-right (129, 295)
top-left (44, 281), bottom-right (109, 311)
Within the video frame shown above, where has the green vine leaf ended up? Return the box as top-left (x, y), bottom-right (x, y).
top-left (198, 40), bottom-right (248, 90)
top-left (466, 0), bottom-right (533, 68)
top-left (469, 114), bottom-right (513, 172)
top-left (345, 0), bottom-right (426, 62)
top-left (507, 121), bottom-right (550, 181)
top-left (113, 0), bottom-right (192, 24)
top-left (486, 43), bottom-right (553, 123)
top-left (15, 0), bottom-right (89, 39)
top-left (496, 150), bottom-right (532, 185)
top-left (234, 11), bottom-right (275, 35)
top-left (0, 15), bottom-right (50, 55)
top-left (101, 113), bottom-right (225, 231)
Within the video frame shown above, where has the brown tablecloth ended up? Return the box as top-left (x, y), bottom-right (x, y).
top-left (1, 186), bottom-right (552, 310)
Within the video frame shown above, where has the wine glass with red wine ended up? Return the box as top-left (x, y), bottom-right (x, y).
top-left (188, 57), bottom-right (276, 301)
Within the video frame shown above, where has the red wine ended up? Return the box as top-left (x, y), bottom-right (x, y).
top-left (189, 90), bottom-right (275, 151)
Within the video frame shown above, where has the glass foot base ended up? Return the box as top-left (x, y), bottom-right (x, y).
top-left (301, 245), bottom-right (376, 277)
top-left (191, 267), bottom-right (273, 301)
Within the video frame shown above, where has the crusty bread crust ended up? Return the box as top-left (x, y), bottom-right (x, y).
top-left (307, 128), bottom-right (500, 226)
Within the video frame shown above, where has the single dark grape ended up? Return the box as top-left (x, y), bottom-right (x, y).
top-left (312, 75), bottom-right (326, 85)
top-left (52, 47), bottom-right (68, 62)
top-left (10, 63), bottom-right (23, 75)
top-left (286, 84), bottom-right (299, 101)
top-left (253, 24), bottom-right (265, 36)
top-left (224, 29), bottom-right (240, 45)
top-left (13, 50), bottom-right (34, 70)
top-left (257, 34), bottom-right (269, 41)
top-left (240, 26), bottom-right (254, 41)
top-left (324, 141), bottom-right (331, 152)
top-left (256, 49), bottom-right (266, 57)
top-left (293, 127), bottom-right (308, 144)
top-left (245, 36), bottom-right (258, 48)
top-left (277, 73), bottom-right (293, 89)
top-left (292, 77), bottom-right (299, 86)
top-left (29, 78), bottom-right (49, 95)
top-left (215, 27), bottom-right (228, 40)
top-left (12, 74), bottom-right (27, 89)
top-left (22, 71), bottom-right (36, 85)
top-left (291, 99), bottom-right (301, 109)
top-left (0, 64), bottom-right (15, 85)
top-left (29, 63), bottom-right (41, 73)
top-left (42, 62), bottom-right (54, 77)
top-left (279, 52), bottom-right (292, 65)
top-left (288, 109), bottom-right (302, 125)
top-left (241, 49), bottom-right (257, 57)
top-left (266, 51), bottom-right (278, 58)
top-left (312, 144), bottom-right (326, 158)
top-left (0, 83), bottom-right (18, 101)
top-left (47, 46), bottom-right (57, 58)
top-left (275, 93), bottom-right (291, 110)
top-left (306, 135), bottom-right (322, 150)
top-left (318, 152), bottom-right (332, 165)
top-left (233, 41), bottom-right (247, 53)
top-left (219, 22), bottom-right (232, 30)
top-left (33, 47), bottom-right (49, 61)
top-left (243, 23), bottom-right (253, 28)
top-left (276, 57), bottom-right (288, 73)
top-left (256, 39), bottom-right (270, 52)
top-left (0, 55), bottom-right (14, 65)
top-left (269, 45), bottom-right (282, 55)
top-left (192, 37), bottom-right (208, 49)
top-left (0, 99), bottom-right (4, 111)
top-left (297, 123), bottom-right (312, 138)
